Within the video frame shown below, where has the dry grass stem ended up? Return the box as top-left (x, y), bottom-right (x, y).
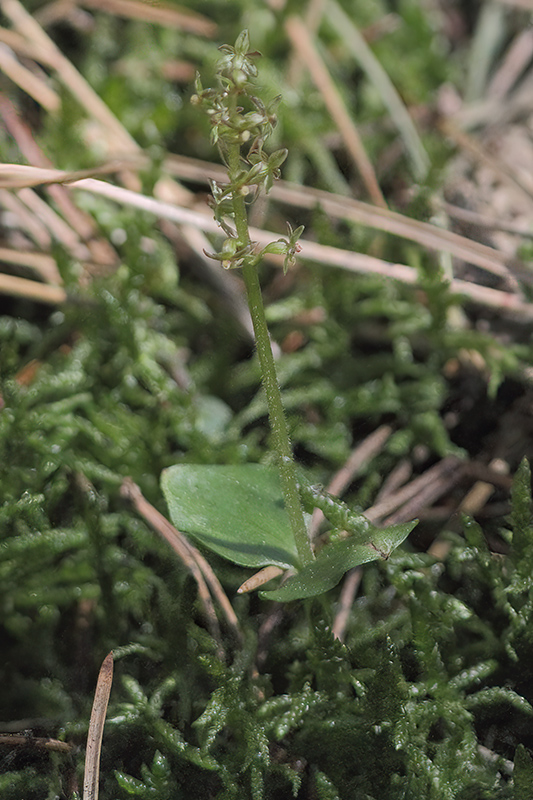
top-left (428, 458), bottom-right (511, 559)
top-left (271, 182), bottom-right (523, 286)
top-left (5, 149), bottom-right (526, 290)
top-left (83, 651), bottom-right (113, 800)
top-left (0, 95), bottom-right (119, 266)
top-left (0, 273), bottom-right (66, 304)
top-left (70, 179), bottom-right (533, 316)
top-left (442, 201), bottom-right (533, 239)
top-left (0, 734), bottom-right (73, 753)
top-left (332, 567), bottom-right (362, 642)
top-left (328, 426), bottom-right (394, 498)
top-left (0, 41), bottom-right (59, 110)
top-left (459, 459), bottom-right (510, 516)
top-left (365, 456), bottom-right (464, 524)
top-left (67, 176), bottom-right (533, 314)
top-left (285, 14), bottom-right (386, 207)
top-left (286, 0), bottom-right (326, 85)
top-left (120, 477), bottom-right (222, 644)
top-left (326, 0), bottom-right (429, 179)
top-left (77, 0), bottom-right (217, 36)
top-left (237, 566), bottom-right (285, 594)
top-left (0, 188), bottom-right (52, 249)
top-left (0, 26), bottom-right (38, 58)
top-left (163, 154), bottom-right (527, 287)
top-left (487, 28), bottom-right (533, 99)
top-left (382, 458), bottom-right (465, 526)
top-left (16, 187), bottom-right (90, 262)
top-left (374, 459), bottom-right (413, 504)
top-left (0, 245), bottom-right (62, 284)
top-left (120, 478), bottom-right (241, 643)
top-left (0, 0), bottom-right (137, 153)
top-left (0, 163), bottom-right (132, 190)
top-left (450, 75), bottom-right (533, 130)
top-left (3, 164), bottom-right (532, 315)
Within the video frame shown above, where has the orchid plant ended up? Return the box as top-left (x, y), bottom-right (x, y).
top-left (161, 32), bottom-right (416, 600)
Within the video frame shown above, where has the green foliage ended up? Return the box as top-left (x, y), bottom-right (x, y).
top-left (4, 4), bottom-right (533, 800)
top-left (115, 751), bottom-right (175, 799)
top-left (161, 464), bottom-right (415, 597)
top-left (260, 521), bottom-right (416, 601)
top-left (3, 292), bottom-right (532, 796)
top-left (161, 33), bottom-right (417, 587)
top-left (161, 464), bottom-right (299, 569)
top-left (513, 745), bottom-right (533, 800)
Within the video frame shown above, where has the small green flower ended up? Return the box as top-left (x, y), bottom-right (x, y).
top-left (260, 223), bottom-right (305, 274)
top-left (204, 237), bottom-right (256, 270)
top-left (217, 30), bottom-right (260, 88)
top-left (193, 35), bottom-right (304, 274)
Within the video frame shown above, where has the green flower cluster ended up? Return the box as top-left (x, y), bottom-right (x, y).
top-left (191, 31), bottom-right (304, 274)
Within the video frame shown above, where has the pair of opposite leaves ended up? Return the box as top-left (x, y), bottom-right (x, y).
top-left (161, 464), bottom-right (416, 601)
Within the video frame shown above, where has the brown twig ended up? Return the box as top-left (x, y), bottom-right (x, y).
top-left (83, 652), bottom-right (113, 800)
top-left (0, 40), bottom-right (59, 110)
top-left (284, 15), bottom-right (386, 207)
top-left (237, 565), bottom-right (285, 594)
top-left (0, 273), bottom-right (66, 304)
top-left (0, 734), bottom-right (73, 753)
top-left (0, 95), bottom-right (118, 268)
top-left (120, 478), bottom-right (242, 645)
top-left (332, 567), bottom-right (362, 642)
top-left (162, 154), bottom-right (528, 289)
top-left (427, 458), bottom-right (510, 559)
top-left (65, 176), bottom-right (533, 317)
top-left (365, 456), bottom-right (465, 525)
top-left (76, 0), bottom-right (217, 36)
top-left (373, 459), bottom-right (413, 505)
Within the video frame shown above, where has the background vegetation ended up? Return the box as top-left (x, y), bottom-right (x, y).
top-left (2, 0), bottom-right (533, 797)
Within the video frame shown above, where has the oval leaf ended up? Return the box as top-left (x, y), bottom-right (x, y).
top-left (260, 521), bottom-right (417, 601)
top-left (161, 464), bottom-right (298, 569)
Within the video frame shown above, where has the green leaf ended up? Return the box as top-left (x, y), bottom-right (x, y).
top-left (513, 744), bottom-right (533, 800)
top-left (114, 771), bottom-right (146, 796)
top-left (510, 457), bottom-right (533, 566)
top-left (161, 464), bottom-right (299, 568)
top-left (261, 521), bottom-right (417, 601)
top-left (268, 148), bottom-right (288, 170)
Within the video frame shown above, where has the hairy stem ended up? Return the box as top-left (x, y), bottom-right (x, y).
top-left (226, 137), bottom-right (314, 566)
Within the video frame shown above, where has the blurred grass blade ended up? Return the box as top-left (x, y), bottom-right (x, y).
top-left (465, 1), bottom-right (506, 101)
top-left (76, 0), bottom-right (217, 36)
top-left (326, 0), bottom-right (429, 180)
top-left (285, 14), bottom-right (386, 207)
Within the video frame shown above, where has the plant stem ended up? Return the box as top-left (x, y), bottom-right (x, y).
top-left (226, 140), bottom-right (314, 566)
